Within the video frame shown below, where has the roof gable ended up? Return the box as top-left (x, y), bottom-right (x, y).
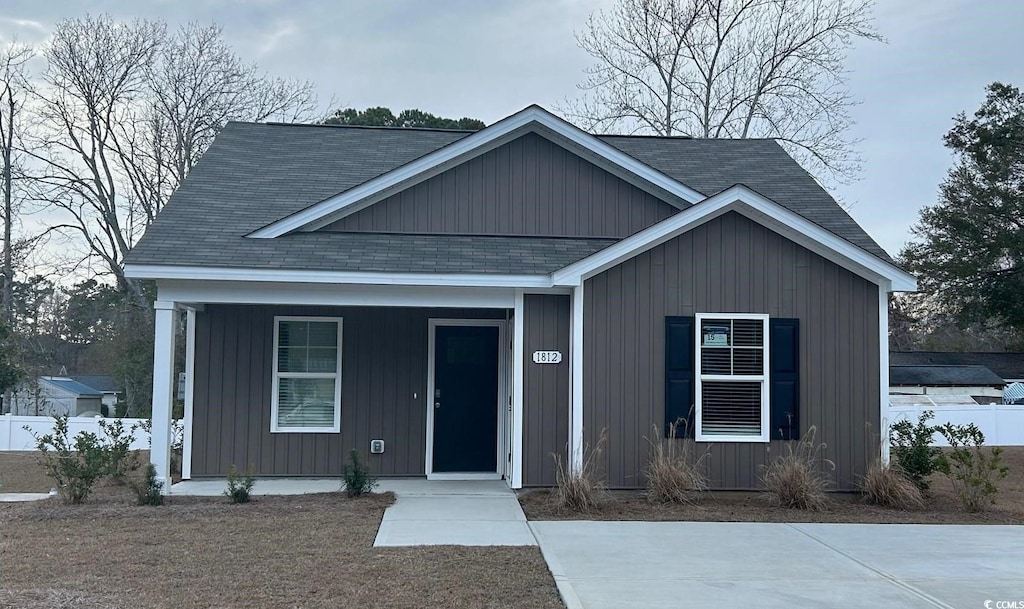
top-left (247, 105), bottom-right (705, 238)
top-left (319, 131), bottom-right (679, 239)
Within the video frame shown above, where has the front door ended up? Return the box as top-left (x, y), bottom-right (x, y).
top-left (432, 325), bottom-right (499, 472)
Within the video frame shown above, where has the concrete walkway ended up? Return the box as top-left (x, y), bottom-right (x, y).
top-left (373, 480), bottom-right (536, 547)
top-left (171, 478), bottom-right (342, 496)
top-left (0, 491), bottom-right (56, 502)
top-left (530, 521), bottom-right (1024, 609)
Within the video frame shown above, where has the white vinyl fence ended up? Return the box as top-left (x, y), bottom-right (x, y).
top-left (889, 403), bottom-right (1024, 447)
top-left (0, 415), bottom-right (160, 451)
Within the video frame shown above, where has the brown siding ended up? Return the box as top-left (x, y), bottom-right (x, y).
top-left (522, 294), bottom-right (571, 486)
top-left (584, 211), bottom-right (880, 490)
top-left (191, 305), bottom-right (504, 477)
top-left (321, 132), bottom-right (677, 238)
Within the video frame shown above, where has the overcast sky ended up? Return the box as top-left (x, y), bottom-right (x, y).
top-left (1, 0), bottom-right (1022, 259)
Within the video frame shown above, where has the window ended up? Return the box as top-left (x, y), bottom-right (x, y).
top-left (271, 317), bottom-right (342, 433)
top-left (695, 313), bottom-right (769, 442)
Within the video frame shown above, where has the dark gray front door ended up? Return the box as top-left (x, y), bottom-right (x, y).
top-left (432, 325), bottom-right (499, 472)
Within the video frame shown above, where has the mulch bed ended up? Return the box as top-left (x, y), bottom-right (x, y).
top-left (521, 447), bottom-right (1024, 525)
top-left (0, 487), bottom-right (563, 609)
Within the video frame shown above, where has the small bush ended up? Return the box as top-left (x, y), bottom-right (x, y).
top-left (760, 426), bottom-right (833, 511)
top-left (97, 418), bottom-right (140, 483)
top-left (551, 428), bottom-right (608, 512)
top-left (342, 449), bottom-right (378, 497)
top-left (889, 411), bottom-right (942, 492)
top-left (644, 422), bottom-right (709, 503)
top-left (859, 459), bottom-right (924, 510)
top-left (139, 418), bottom-right (185, 478)
top-left (224, 465), bottom-right (256, 504)
top-left (132, 463), bottom-right (164, 506)
top-left (27, 415), bottom-right (107, 504)
top-left (934, 422), bottom-right (1008, 512)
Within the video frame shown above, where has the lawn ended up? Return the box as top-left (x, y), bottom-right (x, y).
top-left (0, 455), bottom-right (564, 609)
top-left (521, 447), bottom-right (1024, 525)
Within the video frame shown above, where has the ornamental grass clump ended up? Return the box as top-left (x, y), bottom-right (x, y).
top-left (644, 421), bottom-right (709, 504)
top-left (859, 459), bottom-right (924, 510)
top-left (760, 426), bottom-right (833, 511)
top-left (551, 428), bottom-right (608, 512)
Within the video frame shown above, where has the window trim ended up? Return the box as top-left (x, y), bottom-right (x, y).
top-left (694, 313), bottom-right (770, 443)
top-left (271, 316), bottom-right (343, 434)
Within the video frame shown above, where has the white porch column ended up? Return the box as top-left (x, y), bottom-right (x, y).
top-left (150, 300), bottom-right (177, 493)
top-left (570, 282), bottom-right (585, 473)
top-left (510, 289), bottom-right (525, 489)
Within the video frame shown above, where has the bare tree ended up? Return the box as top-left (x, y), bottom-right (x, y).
top-left (564, 0), bottom-right (882, 184)
top-left (27, 15), bottom-right (318, 304)
top-left (0, 42), bottom-right (33, 325)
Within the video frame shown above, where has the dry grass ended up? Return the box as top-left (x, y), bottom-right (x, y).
top-left (760, 426), bottom-right (833, 511)
top-left (859, 460), bottom-right (925, 510)
top-left (0, 461), bottom-right (564, 609)
top-left (522, 447), bottom-right (1024, 525)
top-left (550, 429), bottom-right (607, 513)
top-left (643, 424), bottom-right (709, 504)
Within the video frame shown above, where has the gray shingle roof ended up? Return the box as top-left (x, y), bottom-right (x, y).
top-left (889, 365), bottom-right (1006, 387)
top-left (129, 232), bottom-right (616, 274)
top-left (890, 352), bottom-right (1024, 382)
top-left (126, 121), bottom-right (892, 274)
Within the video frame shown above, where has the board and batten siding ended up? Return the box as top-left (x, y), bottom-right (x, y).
top-left (584, 211), bottom-right (880, 490)
top-left (321, 132), bottom-right (677, 238)
top-left (522, 294), bottom-right (571, 486)
top-left (191, 305), bottom-right (503, 477)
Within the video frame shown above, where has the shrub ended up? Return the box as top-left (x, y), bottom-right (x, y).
top-left (132, 463), bottom-right (164, 506)
top-left (760, 426), bottom-right (833, 511)
top-left (27, 415), bottom-right (107, 504)
top-left (97, 418), bottom-right (140, 483)
top-left (342, 449), bottom-right (378, 497)
top-left (224, 465), bottom-right (256, 503)
top-left (139, 418), bottom-right (185, 477)
top-left (551, 428), bottom-right (608, 512)
top-left (934, 422), bottom-right (1008, 512)
top-left (859, 459), bottom-right (924, 510)
top-left (889, 411), bottom-right (942, 492)
top-left (643, 422), bottom-right (709, 503)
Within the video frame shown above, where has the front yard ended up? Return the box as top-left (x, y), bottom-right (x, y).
top-left (0, 455), bottom-right (563, 609)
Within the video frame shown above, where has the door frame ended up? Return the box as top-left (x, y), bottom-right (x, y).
top-left (426, 318), bottom-right (509, 480)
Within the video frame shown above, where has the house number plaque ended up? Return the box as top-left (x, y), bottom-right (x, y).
top-left (532, 351), bottom-right (562, 364)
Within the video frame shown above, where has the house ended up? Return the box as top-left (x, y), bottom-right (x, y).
top-left (890, 351), bottom-right (1024, 384)
top-left (7, 376), bottom-right (104, 417)
top-left (71, 375), bottom-right (123, 413)
top-left (124, 105), bottom-right (916, 491)
top-left (889, 365), bottom-right (1005, 404)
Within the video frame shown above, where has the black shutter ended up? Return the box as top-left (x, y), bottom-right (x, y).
top-left (769, 318), bottom-right (800, 441)
top-left (665, 316), bottom-right (695, 438)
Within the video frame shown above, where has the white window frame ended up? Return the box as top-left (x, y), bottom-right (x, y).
top-left (694, 313), bottom-right (770, 443)
top-left (271, 316), bottom-right (343, 433)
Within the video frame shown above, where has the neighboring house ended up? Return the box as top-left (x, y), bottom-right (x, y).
top-left (124, 105), bottom-right (916, 491)
top-left (889, 365), bottom-right (1005, 404)
top-left (71, 375), bottom-right (123, 412)
top-left (8, 376), bottom-right (104, 417)
top-left (890, 351), bottom-right (1024, 384)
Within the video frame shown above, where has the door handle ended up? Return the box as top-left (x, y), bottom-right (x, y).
top-left (434, 401), bottom-right (441, 409)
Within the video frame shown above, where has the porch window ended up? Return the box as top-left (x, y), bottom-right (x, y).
top-left (695, 313), bottom-right (769, 442)
top-left (271, 317), bottom-right (342, 433)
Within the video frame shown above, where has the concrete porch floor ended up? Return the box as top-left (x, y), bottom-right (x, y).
top-left (169, 477), bottom-right (537, 547)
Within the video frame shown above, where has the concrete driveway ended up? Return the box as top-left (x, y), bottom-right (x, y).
top-left (530, 521), bottom-right (1024, 609)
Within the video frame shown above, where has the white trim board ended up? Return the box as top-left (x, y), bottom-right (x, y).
top-left (246, 105), bottom-right (705, 238)
top-left (552, 184), bottom-right (917, 292)
top-left (127, 264), bottom-right (555, 288)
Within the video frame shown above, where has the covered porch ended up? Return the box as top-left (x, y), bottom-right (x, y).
top-left (146, 278), bottom-right (582, 493)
